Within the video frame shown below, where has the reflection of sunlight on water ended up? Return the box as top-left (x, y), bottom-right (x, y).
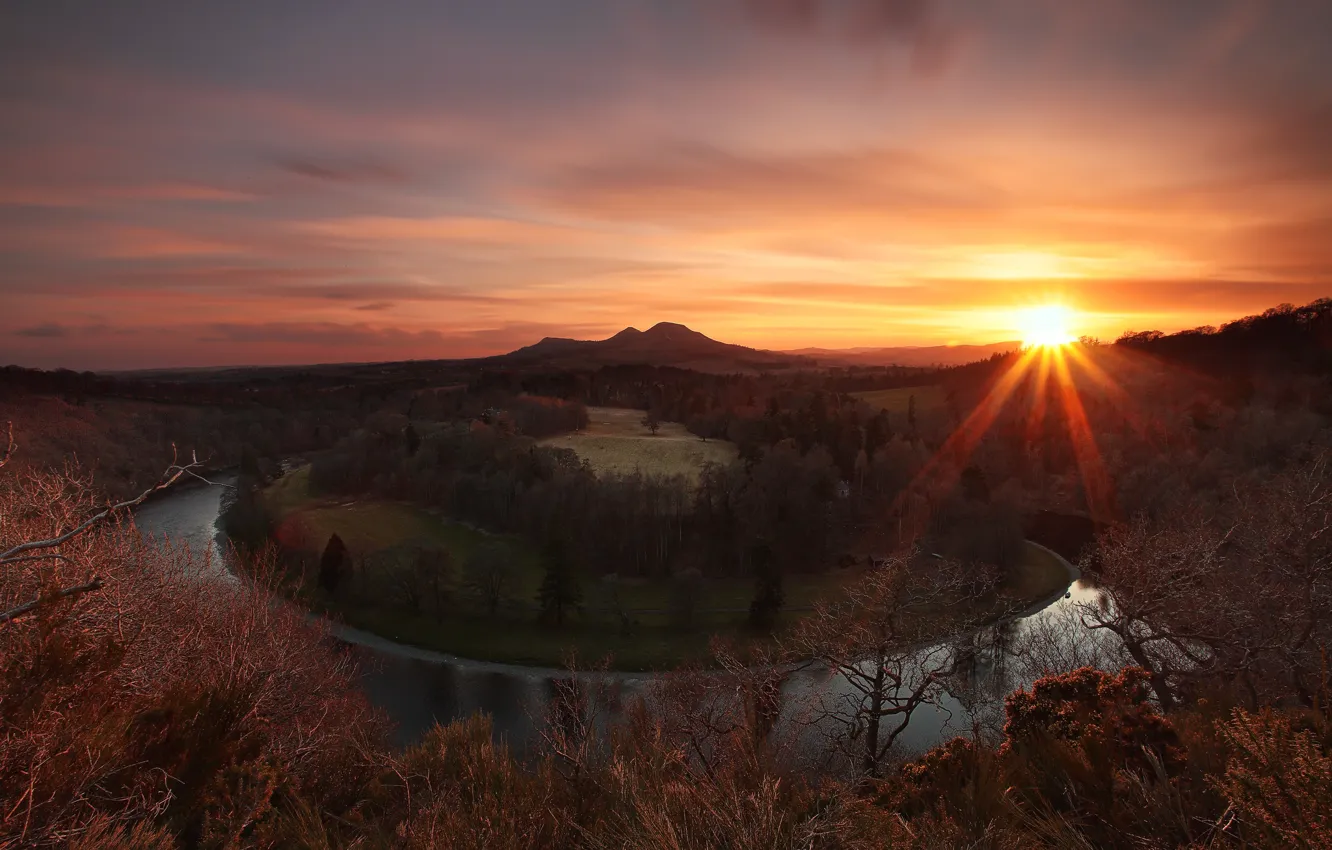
top-left (136, 480), bottom-right (1113, 762)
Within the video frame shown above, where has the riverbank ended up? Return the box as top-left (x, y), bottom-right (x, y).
top-left (256, 465), bottom-right (1075, 670)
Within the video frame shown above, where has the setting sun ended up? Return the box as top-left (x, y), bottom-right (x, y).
top-left (1017, 304), bottom-right (1076, 348)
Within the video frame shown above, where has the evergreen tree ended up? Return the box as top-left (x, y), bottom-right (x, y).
top-left (748, 543), bottom-right (784, 632)
top-left (537, 540), bottom-right (582, 627)
top-left (319, 533), bottom-right (349, 595)
top-left (403, 423), bottom-right (422, 456)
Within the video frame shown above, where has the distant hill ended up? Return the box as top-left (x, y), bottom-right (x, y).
top-left (786, 341), bottom-right (1021, 367)
top-left (487, 322), bottom-right (811, 373)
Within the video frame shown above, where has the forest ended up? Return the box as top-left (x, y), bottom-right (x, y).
top-left (2, 299), bottom-right (1331, 847)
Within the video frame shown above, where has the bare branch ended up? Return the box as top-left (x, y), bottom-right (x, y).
top-left (0, 449), bottom-right (207, 564)
top-left (0, 577), bottom-right (104, 626)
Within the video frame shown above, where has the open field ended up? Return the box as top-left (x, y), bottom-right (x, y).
top-left (853, 385), bottom-right (947, 415)
top-left (261, 464), bottom-right (1070, 669)
top-left (540, 407), bottom-right (736, 483)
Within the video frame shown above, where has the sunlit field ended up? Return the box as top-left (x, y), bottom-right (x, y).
top-left (540, 406), bottom-right (737, 484)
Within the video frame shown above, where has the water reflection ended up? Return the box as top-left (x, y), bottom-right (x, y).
top-left (134, 478), bottom-right (1109, 760)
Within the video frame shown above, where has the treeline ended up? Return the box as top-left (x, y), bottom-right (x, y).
top-left (0, 393), bottom-right (359, 500)
top-left (303, 416), bottom-right (1023, 584)
top-left (1117, 298), bottom-right (1332, 376)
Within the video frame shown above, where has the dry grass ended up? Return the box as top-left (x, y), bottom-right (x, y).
top-left (540, 407), bottom-right (737, 484)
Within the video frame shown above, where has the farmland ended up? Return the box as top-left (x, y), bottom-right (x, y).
top-left (540, 406), bottom-right (736, 483)
top-left (852, 384), bottom-right (947, 415)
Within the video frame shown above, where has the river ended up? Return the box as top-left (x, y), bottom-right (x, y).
top-left (134, 475), bottom-right (1107, 755)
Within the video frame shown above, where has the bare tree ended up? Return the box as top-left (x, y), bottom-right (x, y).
top-left (1229, 453), bottom-right (1332, 707)
top-left (786, 552), bottom-right (986, 778)
top-left (465, 542), bottom-right (517, 616)
top-left (1, 425), bottom-right (213, 627)
top-left (1074, 511), bottom-right (1236, 711)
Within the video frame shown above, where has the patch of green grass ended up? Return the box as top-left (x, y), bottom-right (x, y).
top-left (318, 601), bottom-right (743, 671)
top-left (264, 465), bottom-right (313, 515)
top-left (853, 385), bottom-right (947, 415)
top-left (261, 465), bottom-right (1073, 670)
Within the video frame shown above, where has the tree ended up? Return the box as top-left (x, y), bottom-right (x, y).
top-left (537, 541), bottom-right (582, 627)
top-left (748, 544), bottom-right (784, 632)
top-left (1074, 511), bottom-right (1233, 711)
top-left (319, 533), bottom-right (349, 595)
top-left (465, 543), bottom-right (518, 616)
top-left (668, 567), bottom-right (703, 632)
top-left (384, 546), bottom-right (454, 617)
top-left (641, 411), bottom-right (661, 436)
top-left (788, 553), bottom-right (984, 778)
top-left (907, 393), bottom-right (917, 432)
top-left (403, 423), bottom-right (422, 456)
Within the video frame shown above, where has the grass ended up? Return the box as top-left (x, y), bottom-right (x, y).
top-left (853, 385), bottom-right (947, 415)
top-left (540, 407), bottom-right (737, 484)
top-left (261, 465), bottom-right (1072, 670)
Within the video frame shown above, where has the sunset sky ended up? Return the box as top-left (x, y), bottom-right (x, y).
top-left (3, 0), bottom-right (1330, 369)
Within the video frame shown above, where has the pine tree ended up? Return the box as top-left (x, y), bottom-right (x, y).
top-left (537, 541), bottom-right (582, 627)
top-left (319, 533), bottom-right (349, 595)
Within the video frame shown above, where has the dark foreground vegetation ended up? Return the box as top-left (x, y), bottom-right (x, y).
top-left (2, 299), bottom-right (1331, 847)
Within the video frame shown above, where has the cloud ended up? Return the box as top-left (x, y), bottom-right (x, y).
top-left (353, 301), bottom-right (394, 311)
top-left (0, 182), bottom-right (254, 208)
top-left (731, 0), bottom-right (962, 71)
top-left (14, 323), bottom-right (68, 338)
top-left (536, 143), bottom-right (1001, 227)
top-left (274, 155), bottom-right (406, 183)
top-left (292, 215), bottom-right (599, 248)
top-left (200, 321), bottom-right (446, 348)
top-left (306, 282), bottom-right (508, 304)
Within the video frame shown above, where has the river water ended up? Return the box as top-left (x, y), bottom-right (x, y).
top-left (134, 476), bottom-right (1107, 755)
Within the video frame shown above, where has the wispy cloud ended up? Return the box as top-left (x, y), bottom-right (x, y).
top-left (2, 0), bottom-right (1331, 367)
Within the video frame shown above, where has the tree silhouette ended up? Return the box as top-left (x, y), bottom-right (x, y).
top-left (641, 411), bottom-right (661, 435)
top-left (748, 543), bottom-right (784, 632)
top-left (538, 540), bottom-right (582, 627)
top-left (319, 533), bottom-right (349, 594)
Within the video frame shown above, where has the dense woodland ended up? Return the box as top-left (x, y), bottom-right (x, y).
top-left (3, 299), bottom-right (1332, 847)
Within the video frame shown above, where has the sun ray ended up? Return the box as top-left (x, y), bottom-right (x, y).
top-left (1061, 343), bottom-right (1153, 440)
top-left (1050, 346), bottom-right (1115, 522)
top-left (889, 348), bottom-right (1039, 540)
top-left (1024, 345), bottom-right (1054, 445)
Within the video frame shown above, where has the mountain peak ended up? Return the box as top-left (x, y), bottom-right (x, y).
top-left (609, 326), bottom-right (643, 341)
top-left (642, 321), bottom-right (701, 338)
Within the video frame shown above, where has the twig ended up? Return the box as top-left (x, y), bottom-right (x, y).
top-left (0, 446), bottom-right (207, 564)
top-left (0, 577), bottom-right (104, 626)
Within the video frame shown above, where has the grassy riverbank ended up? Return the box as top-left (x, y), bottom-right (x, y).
top-left (263, 466), bottom-right (1072, 670)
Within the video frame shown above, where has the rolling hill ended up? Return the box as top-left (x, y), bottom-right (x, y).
top-left (487, 322), bottom-right (811, 372)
